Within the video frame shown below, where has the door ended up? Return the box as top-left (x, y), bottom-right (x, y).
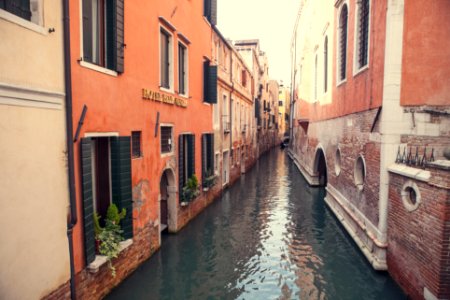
top-left (160, 172), bottom-right (169, 232)
top-left (223, 151), bottom-right (229, 186)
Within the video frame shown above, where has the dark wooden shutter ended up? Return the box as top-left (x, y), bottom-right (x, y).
top-left (82, 0), bottom-right (93, 63)
top-left (207, 66), bottom-right (218, 104)
top-left (115, 0), bottom-right (124, 73)
top-left (3, 0), bottom-right (31, 20)
top-left (187, 134), bottom-right (195, 178)
top-left (339, 5), bottom-right (348, 81)
top-left (105, 0), bottom-right (116, 70)
top-left (110, 136), bottom-right (133, 239)
top-left (179, 135), bottom-right (185, 194)
top-left (209, 0), bottom-right (217, 25)
top-left (80, 138), bottom-right (96, 265)
top-left (201, 134), bottom-right (207, 186)
top-left (203, 0), bottom-right (210, 21)
top-left (208, 134), bottom-right (214, 173)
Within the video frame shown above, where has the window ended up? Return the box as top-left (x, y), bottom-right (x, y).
top-left (0, 0), bottom-right (31, 21)
top-left (82, 0), bottom-right (124, 72)
top-left (203, 60), bottom-right (217, 103)
top-left (356, 0), bottom-right (370, 70)
top-left (131, 131), bottom-right (142, 158)
top-left (161, 126), bottom-right (173, 154)
top-left (178, 42), bottom-right (188, 96)
top-left (160, 27), bottom-right (173, 89)
top-left (203, 0), bottom-right (217, 25)
top-left (338, 4), bottom-right (348, 82)
top-left (354, 155), bottom-right (366, 191)
top-left (241, 70), bottom-right (247, 87)
top-left (324, 36), bottom-right (328, 93)
top-left (201, 133), bottom-right (214, 187)
top-left (178, 134), bottom-right (195, 198)
top-left (279, 101), bottom-right (283, 106)
top-left (80, 136), bottom-right (133, 265)
top-left (335, 148), bottom-right (341, 176)
top-left (401, 181), bottom-right (421, 212)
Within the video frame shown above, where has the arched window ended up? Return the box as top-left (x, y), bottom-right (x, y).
top-left (356, 0), bottom-right (370, 69)
top-left (324, 36), bottom-right (328, 93)
top-left (338, 4), bottom-right (348, 82)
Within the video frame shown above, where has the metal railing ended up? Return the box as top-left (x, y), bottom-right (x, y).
top-left (395, 146), bottom-right (435, 168)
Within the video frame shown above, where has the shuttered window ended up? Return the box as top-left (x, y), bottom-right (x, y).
top-left (80, 136), bottom-right (133, 265)
top-left (203, 0), bottom-right (217, 25)
top-left (203, 61), bottom-right (217, 104)
top-left (0, 0), bottom-right (31, 20)
top-left (178, 43), bottom-right (188, 95)
top-left (357, 0), bottom-right (370, 69)
top-left (338, 4), bottom-right (348, 82)
top-left (201, 134), bottom-right (214, 187)
top-left (82, 0), bottom-right (124, 73)
top-left (178, 134), bottom-right (195, 200)
top-left (161, 126), bottom-right (173, 154)
top-left (160, 28), bottom-right (171, 89)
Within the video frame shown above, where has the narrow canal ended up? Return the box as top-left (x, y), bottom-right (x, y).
top-left (106, 149), bottom-right (405, 300)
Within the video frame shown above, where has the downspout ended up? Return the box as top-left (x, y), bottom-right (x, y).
top-left (230, 53), bottom-right (234, 166)
top-left (63, 0), bottom-right (78, 299)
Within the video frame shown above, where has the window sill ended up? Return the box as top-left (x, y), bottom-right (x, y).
top-left (79, 61), bottom-right (118, 77)
top-left (353, 65), bottom-right (369, 77)
top-left (0, 10), bottom-right (47, 35)
top-left (160, 86), bottom-right (174, 94)
top-left (87, 239), bottom-right (133, 273)
top-left (336, 79), bottom-right (347, 87)
top-left (178, 93), bottom-right (189, 99)
top-left (161, 151), bottom-right (174, 158)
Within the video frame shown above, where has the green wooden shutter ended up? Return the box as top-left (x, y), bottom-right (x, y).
top-left (207, 66), bottom-right (218, 104)
top-left (80, 138), bottom-right (96, 265)
top-left (201, 134), bottom-right (207, 187)
top-left (208, 134), bottom-right (214, 173)
top-left (110, 136), bottom-right (133, 239)
top-left (106, 0), bottom-right (116, 71)
top-left (209, 0), bottom-right (217, 25)
top-left (115, 0), bottom-right (124, 73)
top-left (179, 135), bottom-right (185, 195)
top-left (187, 134), bottom-right (195, 178)
top-left (82, 0), bottom-right (93, 63)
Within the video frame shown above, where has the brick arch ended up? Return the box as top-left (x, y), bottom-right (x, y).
top-left (313, 145), bottom-right (328, 186)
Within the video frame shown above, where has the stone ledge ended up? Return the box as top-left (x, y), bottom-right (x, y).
top-left (87, 239), bottom-right (133, 273)
top-left (428, 160), bottom-right (450, 171)
top-left (387, 164), bottom-right (431, 182)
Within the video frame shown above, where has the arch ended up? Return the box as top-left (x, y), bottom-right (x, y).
top-left (159, 168), bottom-right (177, 234)
top-left (313, 146), bottom-right (328, 186)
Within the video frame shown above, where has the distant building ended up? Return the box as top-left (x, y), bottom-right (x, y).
top-left (290, 1), bottom-right (450, 299)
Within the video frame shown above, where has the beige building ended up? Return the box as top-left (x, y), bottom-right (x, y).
top-left (0, 2), bottom-right (70, 299)
top-left (278, 84), bottom-right (290, 138)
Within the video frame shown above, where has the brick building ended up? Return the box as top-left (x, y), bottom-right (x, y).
top-left (289, 0), bottom-right (450, 299)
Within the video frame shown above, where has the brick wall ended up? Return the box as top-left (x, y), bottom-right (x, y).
top-left (387, 167), bottom-right (450, 300)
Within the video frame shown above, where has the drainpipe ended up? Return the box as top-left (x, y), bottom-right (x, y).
top-left (230, 53), bottom-right (234, 169)
top-left (62, 1), bottom-right (78, 299)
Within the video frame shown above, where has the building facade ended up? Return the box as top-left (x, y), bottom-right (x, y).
top-left (0, 2), bottom-right (70, 299)
top-left (290, 0), bottom-right (450, 299)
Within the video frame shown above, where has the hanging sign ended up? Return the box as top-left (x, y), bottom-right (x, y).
top-left (142, 88), bottom-right (188, 108)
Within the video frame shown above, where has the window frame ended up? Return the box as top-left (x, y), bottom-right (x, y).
top-left (159, 25), bottom-right (174, 93)
top-left (178, 40), bottom-right (189, 97)
top-left (0, 0), bottom-right (46, 33)
top-left (131, 131), bottom-right (142, 159)
top-left (353, 0), bottom-right (371, 75)
top-left (160, 124), bottom-right (174, 156)
top-left (336, 2), bottom-right (349, 86)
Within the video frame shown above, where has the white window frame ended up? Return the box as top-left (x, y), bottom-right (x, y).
top-left (0, 0), bottom-right (45, 34)
top-left (336, 1), bottom-right (350, 86)
top-left (159, 25), bottom-right (174, 93)
top-left (353, 0), bottom-right (371, 76)
top-left (160, 124), bottom-right (174, 157)
top-left (178, 39), bottom-right (189, 97)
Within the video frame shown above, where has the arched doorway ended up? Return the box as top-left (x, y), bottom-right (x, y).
top-left (313, 148), bottom-right (327, 186)
top-left (159, 168), bottom-right (177, 235)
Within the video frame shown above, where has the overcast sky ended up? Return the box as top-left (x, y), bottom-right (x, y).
top-left (217, 0), bottom-right (300, 86)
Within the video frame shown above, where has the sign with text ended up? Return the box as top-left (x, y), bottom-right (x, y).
top-left (142, 88), bottom-right (188, 108)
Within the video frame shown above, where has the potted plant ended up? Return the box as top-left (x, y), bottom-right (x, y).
top-left (181, 174), bottom-right (200, 205)
top-left (93, 203), bottom-right (126, 277)
top-left (203, 169), bottom-right (217, 191)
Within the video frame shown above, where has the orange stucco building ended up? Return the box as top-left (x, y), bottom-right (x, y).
top-left (58, 1), bottom-right (220, 298)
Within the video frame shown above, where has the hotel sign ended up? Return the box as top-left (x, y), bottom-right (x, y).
top-left (142, 88), bottom-right (188, 108)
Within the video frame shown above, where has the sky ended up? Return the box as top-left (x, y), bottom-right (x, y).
top-left (217, 0), bottom-right (300, 86)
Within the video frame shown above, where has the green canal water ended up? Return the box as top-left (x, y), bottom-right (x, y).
top-left (106, 149), bottom-right (405, 300)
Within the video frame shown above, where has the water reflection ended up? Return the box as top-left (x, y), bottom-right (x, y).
top-left (106, 150), bottom-right (405, 300)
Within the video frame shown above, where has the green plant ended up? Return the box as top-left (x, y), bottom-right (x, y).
top-left (181, 174), bottom-right (200, 203)
top-left (92, 203), bottom-right (127, 277)
top-left (203, 169), bottom-right (217, 188)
